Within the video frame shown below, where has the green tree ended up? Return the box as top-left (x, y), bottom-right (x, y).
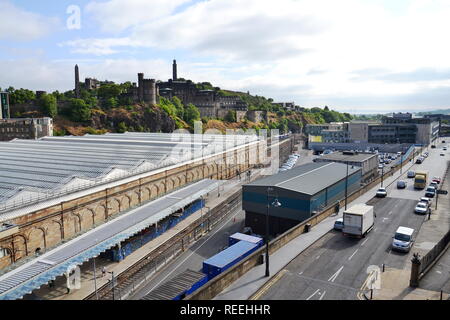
top-left (98, 84), bottom-right (122, 100)
top-left (183, 104), bottom-right (201, 127)
top-left (104, 97), bottom-right (118, 109)
top-left (69, 99), bottom-right (91, 122)
top-left (224, 110), bottom-right (237, 122)
top-left (38, 93), bottom-right (58, 118)
top-left (117, 122), bottom-right (127, 133)
top-left (171, 96), bottom-right (184, 118)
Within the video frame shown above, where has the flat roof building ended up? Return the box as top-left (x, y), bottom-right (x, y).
top-left (243, 162), bottom-right (362, 237)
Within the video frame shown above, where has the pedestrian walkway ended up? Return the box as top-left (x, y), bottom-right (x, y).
top-left (215, 157), bottom-right (410, 300)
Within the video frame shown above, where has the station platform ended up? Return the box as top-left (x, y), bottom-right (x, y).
top-left (0, 179), bottom-right (219, 300)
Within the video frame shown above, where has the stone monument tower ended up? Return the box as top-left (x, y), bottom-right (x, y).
top-left (173, 60), bottom-right (178, 81)
top-left (75, 65), bottom-right (80, 98)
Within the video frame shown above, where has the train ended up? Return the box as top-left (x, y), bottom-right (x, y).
top-left (141, 232), bottom-right (263, 300)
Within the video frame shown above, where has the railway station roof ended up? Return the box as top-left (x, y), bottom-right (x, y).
top-left (0, 179), bottom-right (219, 300)
top-left (0, 132), bottom-right (258, 213)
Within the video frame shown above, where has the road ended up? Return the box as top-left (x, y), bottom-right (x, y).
top-left (258, 142), bottom-right (449, 300)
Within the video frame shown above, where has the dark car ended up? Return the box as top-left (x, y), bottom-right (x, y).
top-left (407, 171), bottom-right (415, 178)
top-left (425, 187), bottom-right (436, 198)
top-left (397, 181), bottom-right (407, 189)
top-left (431, 145), bottom-right (436, 149)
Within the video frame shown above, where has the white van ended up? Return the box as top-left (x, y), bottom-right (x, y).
top-left (392, 227), bottom-right (414, 252)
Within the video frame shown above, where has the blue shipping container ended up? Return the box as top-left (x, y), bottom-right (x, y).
top-left (203, 241), bottom-right (259, 280)
top-left (229, 233), bottom-right (264, 247)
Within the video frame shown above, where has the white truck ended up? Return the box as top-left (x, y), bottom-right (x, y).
top-left (342, 204), bottom-right (375, 238)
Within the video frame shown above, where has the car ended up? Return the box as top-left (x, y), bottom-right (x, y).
top-left (334, 218), bottom-right (344, 231)
top-left (397, 152), bottom-right (402, 156)
top-left (416, 157), bottom-right (423, 164)
top-left (423, 152), bottom-right (429, 157)
top-left (407, 171), bottom-right (415, 178)
top-left (397, 181), bottom-right (407, 189)
top-left (415, 202), bottom-right (429, 215)
top-left (385, 160), bottom-right (390, 164)
top-left (392, 227), bottom-right (414, 252)
top-left (429, 182), bottom-right (438, 189)
top-left (376, 188), bottom-right (387, 198)
top-left (378, 164), bottom-right (384, 169)
top-left (425, 187), bottom-right (436, 198)
top-left (444, 147), bottom-right (448, 151)
top-left (432, 177), bottom-right (441, 184)
top-left (440, 153), bottom-right (445, 156)
top-left (420, 197), bottom-right (432, 208)
top-left (431, 145), bottom-right (437, 149)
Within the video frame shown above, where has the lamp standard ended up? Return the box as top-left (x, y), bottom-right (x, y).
top-left (265, 187), bottom-right (281, 277)
top-left (381, 165), bottom-right (384, 188)
top-left (345, 161), bottom-right (349, 210)
top-left (108, 271), bottom-right (115, 300)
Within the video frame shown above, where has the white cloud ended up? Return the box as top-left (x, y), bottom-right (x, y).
top-left (0, 0), bottom-right (58, 41)
top-left (85, 0), bottom-right (192, 33)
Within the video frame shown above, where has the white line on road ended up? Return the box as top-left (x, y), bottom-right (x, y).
top-left (316, 255), bottom-right (321, 260)
top-left (328, 266), bottom-right (344, 283)
top-left (319, 291), bottom-right (327, 300)
top-left (306, 289), bottom-right (321, 300)
top-left (299, 271), bottom-right (303, 275)
top-left (361, 239), bottom-right (369, 246)
top-left (348, 249), bottom-right (359, 261)
top-left (388, 211), bottom-right (393, 215)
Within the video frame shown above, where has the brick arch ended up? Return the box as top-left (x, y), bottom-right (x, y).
top-left (195, 168), bottom-right (203, 180)
top-left (166, 178), bottom-right (174, 192)
top-left (142, 187), bottom-right (151, 202)
top-left (46, 221), bottom-right (63, 248)
top-left (109, 198), bottom-right (121, 216)
top-left (94, 204), bottom-right (107, 224)
top-left (12, 234), bottom-right (28, 260)
top-left (71, 213), bottom-right (82, 235)
top-left (150, 185), bottom-right (159, 199)
top-left (130, 190), bottom-right (140, 207)
top-left (209, 164), bottom-right (217, 178)
top-left (27, 227), bottom-right (47, 254)
top-left (0, 246), bottom-right (14, 268)
top-left (121, 194), bottom-right (132, 211)
top-left (79, 208), bottom-right (96, 232)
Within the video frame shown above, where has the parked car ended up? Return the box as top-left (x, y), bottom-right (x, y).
top-left (425, 187), bottom-right (436, 198)
top-left (415, 202), bottom-right (429, 215)
top-left (376, 188), bottom-right (387, 198)
top-left (419, 197), bottom-right (432, 208)
top-left (334, 218), bottom-right (344, 231)
top-left (431, 145), bottom-right (436, 149)
top-left (429, 182), bottom-right (438, 189)
top-left (441, 152), bottom-right (445, 156)
top-left (407, 171), bottom-right (415, 178)
top-left (432, 177), bottom-right (441, 184)
top-left (378, 164), bottom-right (384, 169)
top-left (397, 181), bottom-right (407, 189)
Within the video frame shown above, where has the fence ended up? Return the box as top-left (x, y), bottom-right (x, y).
top-left (419, 229), bottom-right (450, 278)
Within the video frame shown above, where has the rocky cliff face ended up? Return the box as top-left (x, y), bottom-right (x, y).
top-left (90, 105), bottom-right (177, 133)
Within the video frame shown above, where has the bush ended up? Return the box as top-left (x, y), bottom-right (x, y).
top-left (38, 93), bottom-right (58, 118)
top-left (69, 99), bottom-right (91, 122)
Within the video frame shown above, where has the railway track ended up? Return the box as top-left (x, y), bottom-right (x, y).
top-left (85, 190), bottom-right (242, 300)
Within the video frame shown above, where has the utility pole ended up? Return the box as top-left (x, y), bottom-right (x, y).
top-left (381, 165), bottom-right (384, 188)
top-left (345, 161), bottom-right (349, 210)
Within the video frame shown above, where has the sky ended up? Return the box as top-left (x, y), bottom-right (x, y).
top-left (1, 0), bottom-right (450, 114)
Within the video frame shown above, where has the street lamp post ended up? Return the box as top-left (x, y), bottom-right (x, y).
top-left (345, 161), bottom-right (349, 210)
top-left (381, 165), bottom-right (384, 188)
top-left (265, 187), bottom-right (281, 278)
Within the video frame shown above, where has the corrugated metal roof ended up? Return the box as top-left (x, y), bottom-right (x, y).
top-left (0, 132), bottom-right (258, 209)
top-left (318, 152), bottom-right (376, 163)
top-left (229, 233), bottom-right (263, 245)
top-left (246, 162), bottom-right (361, 195)
top-left (203, 241), bottom-right (258, 268)
top-left (0, 179), bottom-right (218, 300)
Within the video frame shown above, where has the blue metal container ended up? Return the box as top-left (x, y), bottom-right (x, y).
top-left (203, 241), bottom-right (259, 280)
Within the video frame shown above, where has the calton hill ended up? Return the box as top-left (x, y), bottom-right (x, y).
top-left (1, 83), bottom-right (354, 136)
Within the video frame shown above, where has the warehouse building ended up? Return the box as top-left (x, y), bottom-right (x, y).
top-left (314, 151), bottom-right (378, 182)
top-left (243, 162), bottom-right (362, 237)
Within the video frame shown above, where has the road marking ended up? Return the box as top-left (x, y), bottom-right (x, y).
top-left (295, 274), bottom-right (360, 293)
top-left (299, 271), bottom-right (303, 275)
top-left (328, 266), bottom-right (344, 283)
top-left (374, 228), bottom-right (377, 232)
top-left (382, 218), bottom-right (389, 222)
top-left (436, 271), bottom-right (442, 274)
top-left (319, 290), bottom-right (327, 300)
top-left (348, 249), bottom-right (359, 261)
top-left (388, 211), bottom-right (393, 215)
top-left (361, 239), bottom-right (369, 246)
top-left (316, 255), bottom-right (321, 260)
top-left (306, 289), bottom-right (321, 300)
top-left (249, 269), bottom-right (288, 300)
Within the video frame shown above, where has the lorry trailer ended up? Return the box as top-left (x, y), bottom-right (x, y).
top-left (342, 204), bottom-right (375, 238)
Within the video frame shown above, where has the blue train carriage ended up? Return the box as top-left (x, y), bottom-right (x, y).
top-left (228, 232), bottom-right (263, 248)
top-left (202, 241), bottom-right (260, 281)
